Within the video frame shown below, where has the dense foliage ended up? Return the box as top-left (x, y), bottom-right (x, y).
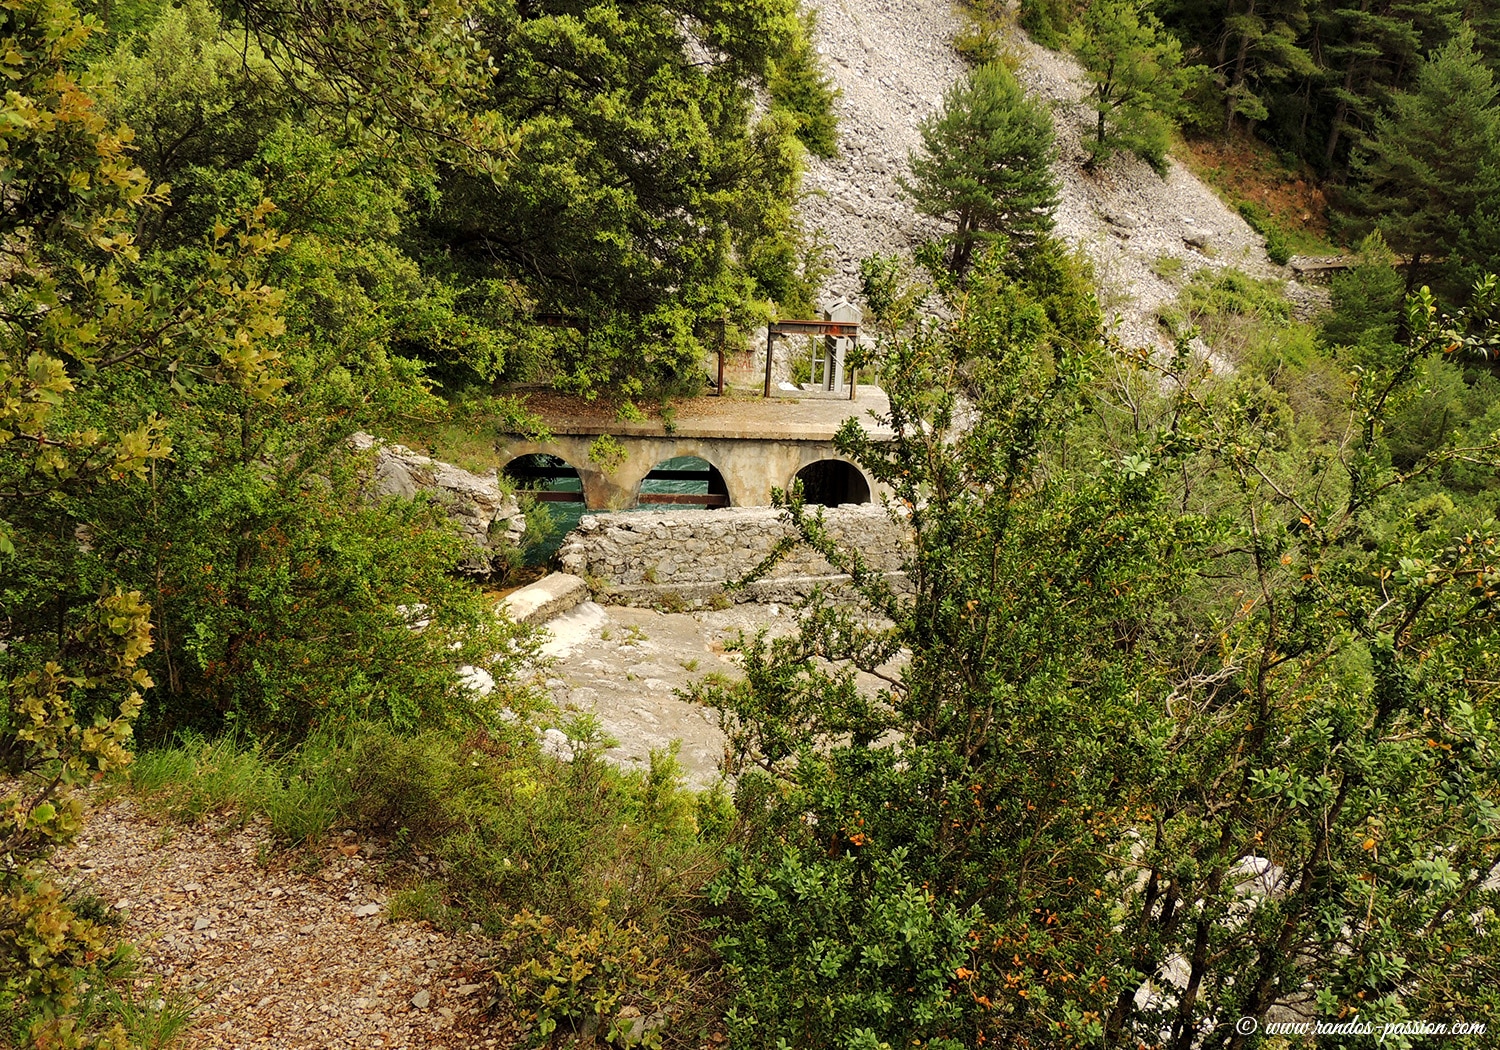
top-left (81, 0), bottom-right (836, 399)
top-left (700, 235), bottom-right (1500, 1047)
top-left (0, 0), bottom-right (835, 1037)
top-left (1025, 1), bottom-right (1500, 301)
top-left (10, 0), bottom-right (1500, 1044)
top-left (0, 0), bottom-right (253, 1041)
top-left (1069, 0), bottom-right (1198, 174)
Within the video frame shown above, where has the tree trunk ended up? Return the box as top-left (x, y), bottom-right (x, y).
top-left (1225, 0), bottom-right (1256, 131)
top-left (1325, 0), bottom-right (1370, 169)
top-left (1323, 82), bottom-right (1352, 169)
top-left (1404, 252), bottom-right (1423, 297)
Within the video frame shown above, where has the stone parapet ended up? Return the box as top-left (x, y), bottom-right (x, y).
top-left (556, 505), bottom-right (911, 607)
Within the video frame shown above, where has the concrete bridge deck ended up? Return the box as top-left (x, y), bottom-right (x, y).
top-left (500, 390), bottom-right (893, 510)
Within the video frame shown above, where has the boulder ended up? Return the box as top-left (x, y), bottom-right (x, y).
top-left (1183, 227), bottom-right (1216, 250)
top-left (500, 572), bottom-right (590, 625)
top-left (351, 432), bottom-right (526, 576)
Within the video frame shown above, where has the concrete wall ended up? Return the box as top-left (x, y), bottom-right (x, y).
top-left (555, 505), bottom-right (911, 607)
top-left (500, 434), bottom-right (881, 511)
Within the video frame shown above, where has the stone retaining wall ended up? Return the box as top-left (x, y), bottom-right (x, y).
top-left (556, 505), bottom-right (911, 607)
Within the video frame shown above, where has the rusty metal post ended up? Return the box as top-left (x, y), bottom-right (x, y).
top-left (717, 315), bottom-right (727, 396)
top-left (763, 325), bottom-right (775, 398)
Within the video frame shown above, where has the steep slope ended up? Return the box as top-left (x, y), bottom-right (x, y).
top-left (796, 0), bottom-right (967, 295)
top-left (798, 3), bottom-right (1323, 349)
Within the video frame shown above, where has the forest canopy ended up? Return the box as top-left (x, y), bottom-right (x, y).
top-left (79, 0), bottom-right (836, 400)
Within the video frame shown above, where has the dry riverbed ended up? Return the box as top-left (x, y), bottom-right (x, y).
top-left (535, 601), bottom-right (796, 788)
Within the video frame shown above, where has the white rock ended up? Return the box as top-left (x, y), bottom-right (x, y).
top-left (458, 665), bottom-right (495, 696)
top-left (540, 728), bottom-right (576, 762)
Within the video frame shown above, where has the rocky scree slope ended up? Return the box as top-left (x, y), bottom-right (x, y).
top-left (797, 0), bottom-right (1325, 353)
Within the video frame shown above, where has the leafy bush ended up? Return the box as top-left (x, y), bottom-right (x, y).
top-left (701, 253), bottom-right (1500, 1045)
top-left (710, 840), bottom-right (977, 1049)
top-left (1150, 254), bottom-right (1185, 281)
top-left (1179, 267), bottom-right (1291, 326)
top-left (496, 906), bottom-right (694, 1048)
top-left (1238, 200), bottom-right (1294, 265)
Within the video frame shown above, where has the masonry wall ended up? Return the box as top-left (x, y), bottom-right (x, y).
top-left (555, 505), bottom-right (911, 607)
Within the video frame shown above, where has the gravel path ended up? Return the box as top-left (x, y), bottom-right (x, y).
top-left (797, 1), bottom-right (1326, 351)
top-left (63, 799), bottom-right (495, 1049)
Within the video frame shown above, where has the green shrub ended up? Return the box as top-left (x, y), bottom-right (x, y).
top-left (1019, 0), bottom-right (1074, 47)
top-left (1150, 254), bottom-right (1185, 281)
top-left (1237, 200), bottom-right (1294, 265)
top-left (589, 434), bottom-right (629, 475)
top-left (351, 733), bottom-right (732, 1039)
top-left (709, 843), bottom-right (977, 1049)
top-left (496, 905), bottom-right (694, 1048)
top-left (1321, 231), bottom-right (1405, 364)
top-left (768, 12), bottom-right (840, 158)
top-left (953, 19), bottom-right (1002, 65)
top-left (1179, 267), bottom-right (1291, 325)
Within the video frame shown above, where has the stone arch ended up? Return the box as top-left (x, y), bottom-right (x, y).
top-left (636, 453), bottom-right (732, 509)
top-left (500, 438), bottom-right (639, 510)
top-left (791, 458), bottom-right (871, 506)
top-left (502, 452), bottom-right (584, 503)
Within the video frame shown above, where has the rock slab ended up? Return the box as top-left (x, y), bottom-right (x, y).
top-left (501, 572), bottom-right (591, 625)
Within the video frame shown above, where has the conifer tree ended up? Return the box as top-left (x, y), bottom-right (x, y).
top-left (1316, 0), bottom-right (1462, 173)
top-left (1069, 0), bottom-right (1196, 175)
top-left (1348, 25), bottom-right (1500, 292)
top-left (899, 62), bottom-right (1059, 278)
top-left (1217, 0), bottom-right (1318, 133)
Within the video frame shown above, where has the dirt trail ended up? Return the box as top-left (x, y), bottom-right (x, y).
top-left (64, 800), bottom-right (491, 1049)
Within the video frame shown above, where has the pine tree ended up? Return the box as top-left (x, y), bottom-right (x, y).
top-left (1069, 0), bottom-right (1197, 175)
top-left (1316, 0), bottom-right (1462, 174)
top-left (1347, 25), bottom-right (1500, 292)
top-left (1217, 0), bottom-right (1318, 133)
top-left (899, 62), bottom-right (1059, 278)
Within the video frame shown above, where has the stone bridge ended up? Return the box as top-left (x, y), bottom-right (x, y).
top-left (498, 390), bottom-right (892, 510)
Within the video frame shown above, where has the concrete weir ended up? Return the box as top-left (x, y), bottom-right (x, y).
top-left (498, 390), bottom-right (894, 511)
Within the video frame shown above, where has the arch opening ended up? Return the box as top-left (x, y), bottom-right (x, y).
top-left (792, 459), bottom-right (870, 507)
top-left (503, 453), bottom-right (584, 503)
top-left (638, 455), bottom-right (730, 509)
top-left (503, 453), bottom-right (586, 567)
